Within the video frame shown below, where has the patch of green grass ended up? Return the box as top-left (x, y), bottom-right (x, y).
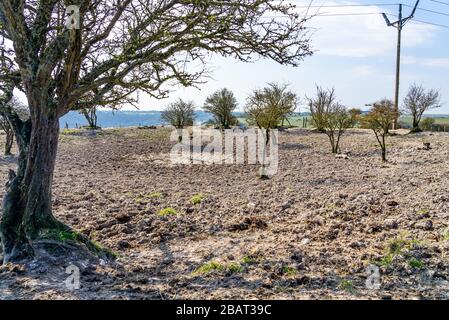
top-left (158, 207), bottom-right (177, 216)
top-left (376, 234), bottom-right (423, 267)
top-left (443, 230), bottom-right (449, 241)
top-left (227, 263), bottom-right (244, 274)
top-left (60, 129), bottom-right (82, 135)
top-left (241, 255), bottom-right (258, 265)
top-left (339, 279), bottom-right (355, 293)
top-left (378, 255), bottom-right (394, 267)
top-left (91, 240), bottom-right (119, 258)
top-left (42, 229), bottom-right (83, 242)
top-left (191, 193), bottom-right (204, 205)
top-left (193, 261), bottom-right (244, 275)
top-left (417, 209), bottom-right (430, 215)
top-left (193, 261), bottom-right (226, 275)
top-left (388, 237), bottom-right (408, 256)
top-left (148, 192), bottom-right (163, 198)
top-left (134, 192), bottom-right (163, 204)
top-left (408, 258), bottom-right (425, 269)
top-left (282, 266), bottom-right (298, 277)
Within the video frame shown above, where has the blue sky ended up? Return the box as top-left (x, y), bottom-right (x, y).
top-left (136, 0), bottom-right (449, 113)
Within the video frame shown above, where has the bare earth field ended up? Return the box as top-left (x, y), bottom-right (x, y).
top-left (0, 127), bottom-right (449, 300)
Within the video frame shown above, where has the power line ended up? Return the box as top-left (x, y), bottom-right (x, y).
top-left (316, 12), bottom-right (386, 16)
top-left (403, 4), bottom-right (449, 17)
top-left (292, 3), bottom-right (400, 8)
top-left (411, 18), bottom-right (449, 28)
top-left (430, 0), bottom-right (449, 6)
top-left (263, 12), bottom-right (387, 18)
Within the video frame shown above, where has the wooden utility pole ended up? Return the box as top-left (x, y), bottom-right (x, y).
top-left (382, 1), bottom-right (420, 129)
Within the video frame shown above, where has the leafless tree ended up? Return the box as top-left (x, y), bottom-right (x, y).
top-left (0, 0), bottom-right (312, 262)
top-left (307, 86), bottom-right (336, 132)
top-left (403, 84), bottom-right (441, 133)
top-left (80, 106), bottom-right (99, 129)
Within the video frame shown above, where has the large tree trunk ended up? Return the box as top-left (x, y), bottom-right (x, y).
top-left (0, 109), bottom-right (63, 263)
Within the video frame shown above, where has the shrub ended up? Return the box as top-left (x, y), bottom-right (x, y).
top-left (245, 83), bottom-right (298, 144)
top-left (204, 88), bottom-right (239, 129)
top-left (161, 99), bottom-right (196, 141)
top-left (322, 104), bottom-right (353, 154)
top-left (403, 84), bottom-right (441, 133)
top-left (347, 108), bottom-right (363, 127)
top-left (361, 99), bottom-right (399, 162)
top-left (420, 118), bottom-right (436, 131)
top-left (306, 85), bottom-right (336, 132)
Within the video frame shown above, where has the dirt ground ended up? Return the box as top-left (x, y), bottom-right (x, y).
top-left (0, 127), bottom-right (448, 300)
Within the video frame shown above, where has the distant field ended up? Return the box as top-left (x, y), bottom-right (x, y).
top-left (399, 116), bottom-right (449, 126)
top-left (238, 115), bottom-right (449, 128)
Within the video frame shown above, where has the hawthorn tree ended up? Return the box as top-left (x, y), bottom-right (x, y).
top-left (161, 99), bottom-right (195, 141)
top-left (0, 0), bottom-right (312, 262)
top-left (362, 99), bottom-right (398, 162)
top-left (80, 106), bottom-right (98, 129)
top-left (347, 108), bottom-right (362, 127)
top-left (322, 104), bottom-right (352, 154)
top-left (245, 83), bottom-right (298, 144)
top-left (203, 88), bottom-right (238, 129)
top-left (403, 84), bottom-right (441, 133)
top-left (307, 85), bottom-right (336, 132)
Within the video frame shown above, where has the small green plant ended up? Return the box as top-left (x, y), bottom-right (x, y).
top-left (388, 237), bottom-right (408, 256)
top-left (417, 209), bottom-right (430, 215)
top-left (91, 240), bottom-right (119, 258)
top-left (377, 234), bottom-right (423, 267)
top-left (408, 258), bottom-right (425, 269)
top-left (339, 279), bottom-right (354, 293)
top-left (241, 255), bottom-right (258, 265)
top-left (125, 191), bottom-right (134, 197)
top-left (282, 266), bottom-right (298, 277)
top-left (42, 229), bottom-right (83, 242)
top-left (191, 193), bottom-right (204, 205)
top-left (378, 255), bottom-right (393, 267)
top-left (148, 192), bottom-right (163, 198)
top-left (227, 263), bottom-right (244, 274)
top-left (158, 207), bottom-right (177, 216)
top-left (443, 230), bottom-right (449, 241)
top-left (193, 261), bottom-right (244, 275)
top-left (193, 261), bottom-right (226, 275)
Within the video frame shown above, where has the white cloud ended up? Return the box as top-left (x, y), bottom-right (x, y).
top-left (350, 65), bottom-right (377, 76)
top-left (295, 1), bottom-right (436, 57)
top-left (403, 56), bottom-right (449, 69)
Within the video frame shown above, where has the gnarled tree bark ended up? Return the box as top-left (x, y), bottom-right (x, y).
top-left (0, 104), bottom-right (64, 263)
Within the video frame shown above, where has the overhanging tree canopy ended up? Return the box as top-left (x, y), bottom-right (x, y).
top-left (0, 0), bottom-right (312, 263)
